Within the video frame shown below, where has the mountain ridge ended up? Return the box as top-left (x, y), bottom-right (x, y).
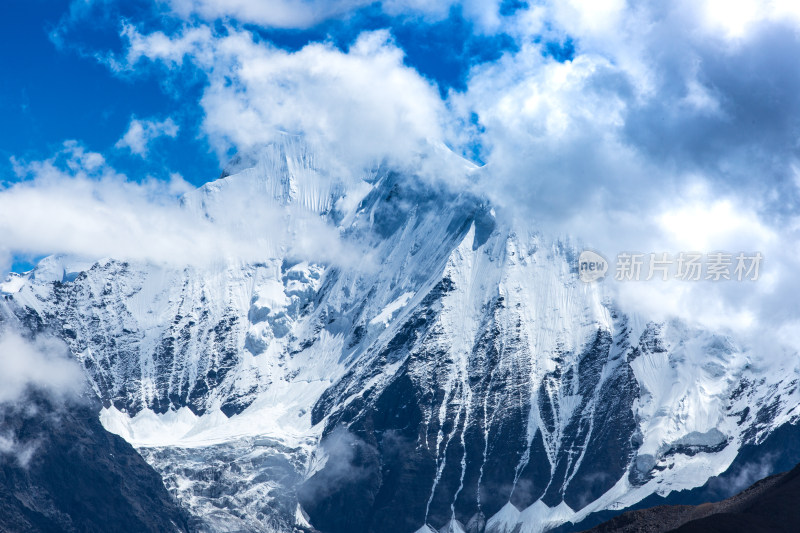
top-left (2, 138), bottom-right (799, 532)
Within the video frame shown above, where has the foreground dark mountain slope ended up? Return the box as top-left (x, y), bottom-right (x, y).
top-left (586, 460), bottom-right (800, 533)
top-left (0, 395), bottom-right (188, 533)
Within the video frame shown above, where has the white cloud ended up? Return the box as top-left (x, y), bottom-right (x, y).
top-left (164, 0), bottom-right (504, 31)
top-left (0, 141), bottom-right (371, 276)
top-left (120, 25), bottom-right (447, 179)
top-left (1, 142), bottom-right (224, 270)
top-left (115, 116), bottom-right (179, 156)
top-left (166, 0), bottom-right (372, 29)
top-left (0, 332), bottom-right (86, 466)
top-left (442, 0), bottom-right (800, 350)
top-left (119, 24), bottom-right (213, 69)
top-left (701, 0), bottom-right (800, 39)
top-left (0, 332), bottom-right (85, 405)
top-left (0, 430), bottom-right (38, 467)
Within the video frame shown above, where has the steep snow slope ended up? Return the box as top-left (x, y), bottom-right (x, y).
top-left (2, 136), bottom-right (799, 533)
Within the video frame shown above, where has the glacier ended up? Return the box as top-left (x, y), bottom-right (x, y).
top-left (2, 134), bottom-right (799, 533)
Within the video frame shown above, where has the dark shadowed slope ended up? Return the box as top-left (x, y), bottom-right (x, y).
top-left (585, 460), bottom-right (800, 533)
top-left (0, 396), bottom-right (189, 533)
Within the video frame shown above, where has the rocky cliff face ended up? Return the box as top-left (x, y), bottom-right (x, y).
top-left (2, 136), bottom-right (798, 533)
top-left (0, 394), bottom-right (188, 533)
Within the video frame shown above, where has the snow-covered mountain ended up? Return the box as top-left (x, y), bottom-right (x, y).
top-left (2, 135), bottom-right (799, 533)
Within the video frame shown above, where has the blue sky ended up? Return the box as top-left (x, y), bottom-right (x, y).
top-left (2, 0), bottom-right (800, 344)
top-left (0, 0), bottom-right (529, 192)
top-left (1, 1), bottom-right (214, 186)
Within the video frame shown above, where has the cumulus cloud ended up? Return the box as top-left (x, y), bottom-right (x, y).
top-left (441, 0), bottom-right (800, 350)
top-left (118, 25), bottom-right (447, 179)
top-left (115, 116), bottom-right (179, 156)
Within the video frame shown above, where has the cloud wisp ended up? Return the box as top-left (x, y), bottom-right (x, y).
top-left (164, 0), bottom-right (506, 32)
top-left (0, 331), bottom-right (86, 405)
top-left (0, 332), bottom-right (82, 467)
top-left (0, 140), bottom-right (372, 276)
top-left (116, 116), bottom-right (179, 157)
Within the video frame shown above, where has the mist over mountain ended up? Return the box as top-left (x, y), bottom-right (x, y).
top-left (2, 137), bottom-right (798, 533)
top-left (0, 331), bottom-right (187, 533)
